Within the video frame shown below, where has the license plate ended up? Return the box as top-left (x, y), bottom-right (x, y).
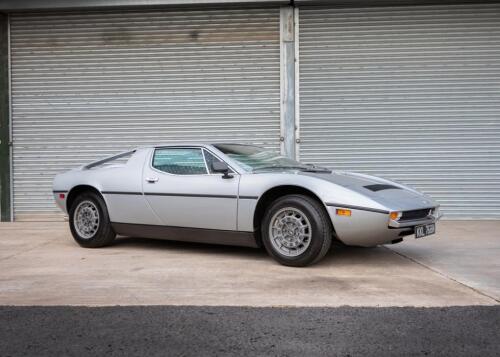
top-left (415, 223), bottom-right (435, 239)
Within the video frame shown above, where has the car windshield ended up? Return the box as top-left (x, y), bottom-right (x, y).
top-left (213, 144), bottom-right (328, 173)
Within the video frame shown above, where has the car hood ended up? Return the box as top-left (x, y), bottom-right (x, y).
top-left (299, 171), bottom-right (438, 211)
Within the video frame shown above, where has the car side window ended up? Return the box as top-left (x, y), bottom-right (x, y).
top-left (203, 150), bottom-right (233, 174)
top-left (153, 148), bottom-right (208, 175)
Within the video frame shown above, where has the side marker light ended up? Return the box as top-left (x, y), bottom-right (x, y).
top-left (336, 208), bottom-right (352, 216)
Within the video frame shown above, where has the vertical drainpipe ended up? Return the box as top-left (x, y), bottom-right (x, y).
top-left (0, 13), bottom-right (11, 222)
top-left (280, 6), bottom-right (297, 159)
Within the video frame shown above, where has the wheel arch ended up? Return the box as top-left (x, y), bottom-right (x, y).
top-left (253, 185), bottom-right (330, 233)
top-left (66, 185), bottom-right (105, 212)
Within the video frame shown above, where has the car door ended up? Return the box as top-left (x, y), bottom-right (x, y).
top-left (142, 146), bottom-right (239, 231)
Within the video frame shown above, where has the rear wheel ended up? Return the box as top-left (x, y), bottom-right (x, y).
top-left (261, 194), bottom-right (332, 267)
top-left (69, 191), bottom-right (115, 248)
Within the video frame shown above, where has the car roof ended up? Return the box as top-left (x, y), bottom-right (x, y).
top-left (132, 143), bottom-right (209, 150)
top-left (136, 143), bottom-right (261, 150)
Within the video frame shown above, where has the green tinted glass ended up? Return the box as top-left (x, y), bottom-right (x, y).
top-left (153, 148), bottom-right (207, 175)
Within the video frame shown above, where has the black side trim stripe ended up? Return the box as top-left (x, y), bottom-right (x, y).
top-left (144, 192), bottom-right (237, 199)
top-left (102, 191), bottom-right (259, 200)
top-left (102, 191), bottom-right (143, 196)
top-left (325, 202), bottom-right (389, 214)
top-left (52, 190), bottom-right (68, 194)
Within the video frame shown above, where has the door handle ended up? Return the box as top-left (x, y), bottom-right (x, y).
top-left (145, 177), bottom-right (159, 183)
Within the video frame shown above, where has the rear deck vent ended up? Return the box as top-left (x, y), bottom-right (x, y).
top-left (364, 184), bottom-right (400, 192)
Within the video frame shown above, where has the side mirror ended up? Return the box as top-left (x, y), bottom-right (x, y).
top-left (211, 161), bottom-right (233, 179)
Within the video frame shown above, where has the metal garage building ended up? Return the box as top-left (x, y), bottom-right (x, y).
top-left (9, 7), bottom-right (281, 220)
top-left (0, 0), bottom-right (499, 221)
top-left (298, 3), bottom-right (500, 219)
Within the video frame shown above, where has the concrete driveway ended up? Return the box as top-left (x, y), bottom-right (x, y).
top-left (0, 221), bottom-right (498, 307)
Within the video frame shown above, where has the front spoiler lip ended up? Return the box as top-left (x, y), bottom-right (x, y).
top-left (388, 212), bottom-right (443, 228)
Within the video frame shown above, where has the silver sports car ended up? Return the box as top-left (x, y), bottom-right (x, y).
top-left (53, 143), bottom-right (442, 267)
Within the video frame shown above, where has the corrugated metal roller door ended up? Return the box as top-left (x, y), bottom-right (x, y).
top-left (10, 7), bottom-right (280, 220)
top-left (299, 4), bottom-right (500, 218)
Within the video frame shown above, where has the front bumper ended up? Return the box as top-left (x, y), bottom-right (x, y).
top-left (388, 211), bottom-right (442, 228)
top-left (326, 205), bottom-right (442, 247)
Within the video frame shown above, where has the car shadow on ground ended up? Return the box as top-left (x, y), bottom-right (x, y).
top-left (112, 235), bottom-right (267, 259)
top-left (111, 235), bottom-right (384, 267)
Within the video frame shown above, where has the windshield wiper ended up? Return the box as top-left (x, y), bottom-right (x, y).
top-left (253, 165), bottom-right (309, 172)
top-left (301, 168), bottom-right (331, 173)
top-left (253, 165), bottom-right (331, 173)
top-left (301, 165), bottom-right (332, 173)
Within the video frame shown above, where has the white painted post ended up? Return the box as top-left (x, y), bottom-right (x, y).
top-left (280, 6), bottom-right (297, 159)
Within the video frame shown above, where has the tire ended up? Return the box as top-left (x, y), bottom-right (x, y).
top-left (261, 194), bottom-right (332, 267)
top-left (68, 191), bottom-right (116, 248)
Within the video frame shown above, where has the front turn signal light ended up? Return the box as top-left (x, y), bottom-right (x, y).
top-left (336, 208), bottom-right (352, 216)
top-left (390, 211), bottom-right (402, 220)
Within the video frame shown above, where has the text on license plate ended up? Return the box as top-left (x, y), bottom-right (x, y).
top-left (415, 223), bottom-right (436, 239)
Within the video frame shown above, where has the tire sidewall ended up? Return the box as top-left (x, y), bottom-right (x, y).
top-left (261, 195), bottom-right (331, 267)
top-left (69, 192), bottom-right (113, 248)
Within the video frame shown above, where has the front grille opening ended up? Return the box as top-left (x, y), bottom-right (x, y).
top-left (364, 184), bottom-right (400, 192)
top-left (401, 208), bottom-right (431, 221)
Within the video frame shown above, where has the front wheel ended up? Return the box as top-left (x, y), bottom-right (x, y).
top-left (69, 191), bottom-right (116, 248)
top-left (261, 194), bottom-right (332, 267)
